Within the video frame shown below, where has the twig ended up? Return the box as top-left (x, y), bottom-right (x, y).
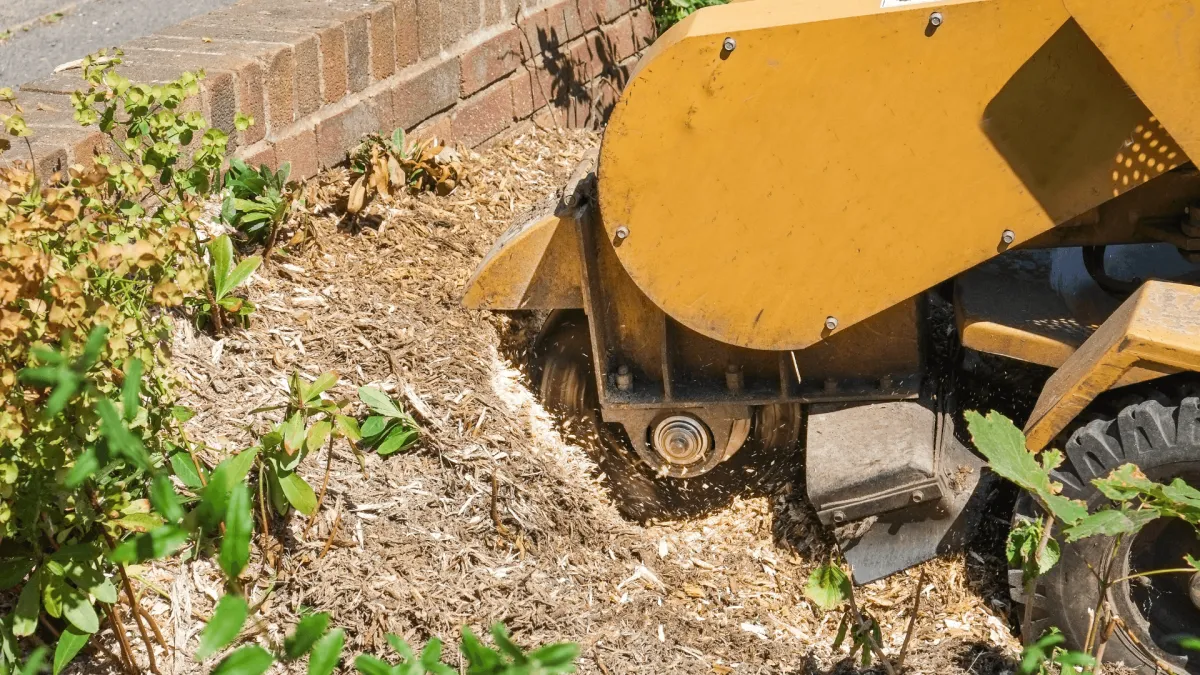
top-left (106, 604), bottom-right (139, 675)
top-left (1084, 534), bottom-right (1124, 654)
top-left (319, 510), bottom-right (342, 560)
top-left (303, 434), bottom-right (336, 538)
top-left (1092, 617), bottom-right (1117, 674)
top-left (114, 561), bottom-right (162, 674)
top-left (896, 568), bottom-right (928, 671)
top-left (846, 583), bottom-right (897, 675)
top-left (491, 471), bottom-right (513, 540)
top-left (136, 601), bottom-right (168, 650)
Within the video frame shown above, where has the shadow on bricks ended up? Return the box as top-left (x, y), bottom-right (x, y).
top-left (534, 22), bottom-right (625, 128)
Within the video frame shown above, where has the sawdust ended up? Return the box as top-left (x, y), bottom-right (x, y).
top-left (81, 126), bottom-right (1033, 674)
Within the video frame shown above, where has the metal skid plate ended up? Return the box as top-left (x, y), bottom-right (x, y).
top-left (806, 396), bottom-right (988, 584)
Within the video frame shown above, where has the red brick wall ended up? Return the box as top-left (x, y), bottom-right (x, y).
top-left (1, 0), bottom-right (656, 181)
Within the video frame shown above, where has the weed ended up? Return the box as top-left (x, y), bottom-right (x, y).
top-left (221, 144), bottom-right (298, 257)
top-left (346, 128), bottom-right (466, 215)
top-left (649, 0), bottom-right (725, 32)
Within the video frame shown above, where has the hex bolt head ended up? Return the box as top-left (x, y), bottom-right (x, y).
top-left (1001, 229), bottom-right (1016, 245)
top-left (725, 364), bottom-right (744, 393)
top-left (929, 11), bottom-right (943, 26)
top-left (616, 365), bottom-right (633, 392)
top-left (824, 316), bottom-right (839, 331)
top-left (832, 511), bottom-right (847, 524)
top-left (723, 37), bottom-right (736, 52)
top-left (615, 226), bottom-right (630, 240)
top-left (912, 491), bottom-right (925, 503)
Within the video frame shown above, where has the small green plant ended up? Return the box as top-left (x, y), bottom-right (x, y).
top-left (195, 233), bottom-right (261, 333)
top-left (357, 386), bottom-right (420, 456)
top-left (355, 625), bottom-right (579, 675)
top-left (346, 128), bottom-right (466, 214)
top-left (220, 148), bottom-right (296, 251)
top-left (804, 562), bottom-right (898, 673)
top-left (967, 410), bottom-right (1200, 674)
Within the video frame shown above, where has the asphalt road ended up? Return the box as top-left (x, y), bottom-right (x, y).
top-left (0, 0), bottom-right (241, 88)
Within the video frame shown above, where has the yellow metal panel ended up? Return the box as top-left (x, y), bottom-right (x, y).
top-left (1024, 281), bottom-right (1200, 451)
top-left (598, 0), bottom-right (1168, 351)
top-left (1067, 0), bottom-right (1200, 162)
top-left (462, 209), bottom-right (583, 310)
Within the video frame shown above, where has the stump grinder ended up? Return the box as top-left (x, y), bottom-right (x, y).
top-left (465, 0), bottom-right (1200, 669)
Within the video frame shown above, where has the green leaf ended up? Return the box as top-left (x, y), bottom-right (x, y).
top-left (121, 358), bottom-right (143, 422)
top-left (306, 421), bottom-right (332, 454)
top-left (224, 256), bottom-right (262, 296)
top-left (307, 628), bottom-right (344, 675)
top-left (220, 483), bottom-right (253, 579)
top-left (1187, 554), bottom-right (1200, 572)
top-left (284, 613), bottom-right (330, 660)
top-left (96, 398), bottom-right (151, 470)
top-left (0, 559), bottom-right (35, 590)
top-left (360, 416), bottom-right (389, 440)
top-left (459, 627), bottom-right (501, 671)
top-left (211, 645), bottom-right (273, 675)
top-left (528, 642), bottom-right (580, 671)
top-left (965, 410), bottom-right (1088, 525)
top-left (490, 623), bottom-right (526, 663)
top-left (306, 372), bottom-right (338, 402)
top-left (172, 405), bottom-right (197, 423)
top-left (169, 452), bottom-right (206, 489)
top-left (112, 512), bottom-right (165, 533)
top-left (59, 582), bottom-right (99, 634)
top-left (52, 548), bottom-right (117, 604)
top-left (1093, 463), bottom-right (1157, 501)
top-left (1063, 507), bottom-right (1161, 542)
top-left (278, 473), bottom-right (318, 515)
top-left (197, 448), bottom-right (260, 528)
top-left (196, 595), bottom-right (249, 661)
top-left (335, 415), bottom-right (362, 442)
top-left (108, 524), bottom-right (191, 564)
top-left (376, 426), bottom-right (418, 456)
top-left (353, 655), bottom-right (393, 675)
top-left (387, 634), bottom-right (415, 660)
top-left (150, 473), bottom-right (184, 524)
top-left (209, 235), bottom-right (235, 298)
top-left (281, 414), bottom-right (306, 455)
top-left (221, 195), bottom-right (237, 224)
top-left (804, 564), bottom-right (851, 611)
top-left (13, 573), bottom-right (41, 637)
top-left (63, 447), bottom-right (101, 488)
top-left (53, 626), bottom-right (89, 674)
top-left (358, 387), bottom-right (402, 418)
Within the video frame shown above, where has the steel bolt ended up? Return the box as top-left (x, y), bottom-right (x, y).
top-left (615, 226), bottom-right (630, 240)
top-left (880, 374), bottom-right (893, 390)
top-left (725, 364), bottom-right (744, 393)
top-left (832, 511), bottom-right (847, 524)
top-left (823, 378), bottom-right (838, 394)
top-left (912, 491), bottom-right (924, 503)
top-left (1001, 229), bottom-right (1016, 245)
top-left (723, 37), bottom-right (736, 52)
top-left (616, 365), bottom-right (633, 392)
top-left (824, 316), bottom-right (838, 331)
top-left (929, 11), bottom-right (943, 27)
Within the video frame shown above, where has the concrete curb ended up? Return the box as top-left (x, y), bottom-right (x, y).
top-left (1, 0), bottom-right (655, 180)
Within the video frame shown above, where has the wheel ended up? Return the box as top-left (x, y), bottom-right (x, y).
top-left (533, 311), bottom-right (802, 522)
top-left (1011, 389), bottom-right (1200, 674)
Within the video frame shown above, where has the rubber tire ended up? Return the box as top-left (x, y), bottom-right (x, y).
top-left (1011, 394), bottom-right (1200, 674)
top-left (534, 312), bottom-right (801, 522)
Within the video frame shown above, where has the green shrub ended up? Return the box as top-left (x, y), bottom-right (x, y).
top-left (649, 0), bottom-right (726, 33)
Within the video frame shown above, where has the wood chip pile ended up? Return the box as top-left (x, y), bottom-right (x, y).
top-left (86, 127), bottom-right (1034, 674)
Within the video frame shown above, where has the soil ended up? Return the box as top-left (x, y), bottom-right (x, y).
top-left (82, 126), bottom-right (1034, 674)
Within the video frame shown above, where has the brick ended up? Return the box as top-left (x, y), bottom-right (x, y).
top-left (318, 25), bottom-right (349, 104)
top-left (460, 28), bottom-right (521, 96)
top-left (519, 7), bottom-right (568, 61)
top-left (393, 0), bottom-right (420, 67)
top-left (10, 92), bottom-right (78, 130)
top-left (369, 4), bottom-right (397, 80)
top-left (272, 126), bottom-right (319, 181)
top-left (630, 7), bottom-right (655, 51)
top-left (509, 68), bottom-right (537, 120)
top-left (562, 0), bottom-right (585, 40)
top-left (315, 89), bottom-right (394, 169)
top-left (346, 14), bottom-right (371, 93)
top-left (575, 0), bottom-right (600, 33)
top-left (600, 0), bottom-right (631, 22)
top-left (601, 13), bottom-right (635, 62)
top-left (461, 0), bottom-right (483, 40)
top-left (483, 0), bottom-right (504, 27)
top-left (453, 80), bottom-right (513, 146)
top-left (392, 58), bottom-right (460, 130)
top-left (238, 141), bottom-right (277, 170)
top-left (202, 69), bottom-right (239, 144)
top-left (416, 0), bottom-right (441, 59)
top-left (262, 47), bottom-right (297, 134)
top-left (409, 111), bottom-right (452, 143)
top-left (293, 35), bottom-right (323, 116)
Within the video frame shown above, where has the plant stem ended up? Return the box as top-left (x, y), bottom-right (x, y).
top-left (1022, 513), bottom-right (1055, 642)
top-left (896, 568), bottom-right (927, 672)
top-left (1092, 617), bottom-right (1117, 674)
top-left (1084, 534), bottom-right (1123, 655)
top-left (1109, 567), bottom-right (1196, 585)
top-left (106, 603), bottom-right (139, 675)
top-left (846, 584), bottom-right (897, 675)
